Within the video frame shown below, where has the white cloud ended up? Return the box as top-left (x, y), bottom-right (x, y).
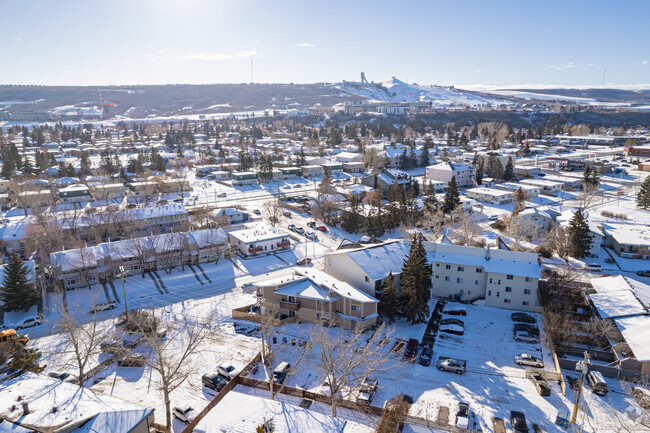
top-left (186, 53), bottom-right (234, 61)
top-left (642, 60), bottom-right (648, 65)
top-left (236, 50), bottom-right (258, 57)
top-left (294, 42), bottom-right (316, 48)
top-left (16, 38), bottom-right (22, 42)
top-left (546, 62), bottom-right (578, 70)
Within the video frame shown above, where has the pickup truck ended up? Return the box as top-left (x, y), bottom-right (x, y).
top-left (436, 357), bottom-right (467, 375)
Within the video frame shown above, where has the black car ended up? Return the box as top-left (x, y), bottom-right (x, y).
top-left (202, 372), bottom-right (229, 392)
top-left (514, 323), bottom-right (540, 336)
top-left (510, 410), bottom-right (529, 433)
top-left (511, 313), bottom-right (536, 324)
top-left (418, 347), bottom-right (433, 366)
top-left (440, 318), bottom-right (465, 327)
top-left (307, 221), bottom-right (316, 228)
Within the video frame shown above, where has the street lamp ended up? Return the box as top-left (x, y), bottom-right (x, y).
top-left (117, 266), bottom-right (128, 320)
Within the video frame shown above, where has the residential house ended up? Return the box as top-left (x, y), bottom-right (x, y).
top-left (228, 222), bottom-right (290, 257)
top-left (426, 162), bottom-right (476, 187)
top-left (465, 187), bottom-right (514, 205)
top-left (58, 184), bottom-right (91, 204)
top-left (602, 223), bottom-right (650, 260)
top-left (360, 169), bottom-right (414, 197)
top-left (231, 171), bottom-right (258, 185)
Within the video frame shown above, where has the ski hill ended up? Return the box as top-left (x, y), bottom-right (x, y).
top-left (334, 76), bottom-right (504, 107)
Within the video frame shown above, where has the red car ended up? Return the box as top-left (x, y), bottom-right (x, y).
top-left (316, 226), bottom-right (328, 232)
top-left (403, 338), bottom-right (419, 362)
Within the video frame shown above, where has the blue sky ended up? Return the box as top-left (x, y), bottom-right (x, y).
top-left (2, 0), bottom-right (649, 87)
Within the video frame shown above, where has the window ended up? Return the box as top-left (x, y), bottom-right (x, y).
top-left (445, 276), bottom-right (450, 281)
top-left (498, 279), bottom-right (501, 285)
top-left (476, 268), bottom-right (483, 273)
top-left (458, 266), bottom-right (464, 272)
top-left (507, 274), bottom-right (513, 280)
top-left (496, 291), bottom-right (500, 297)
top-left (489, 278), bottom-right (493, 284)
top-left (67, 279), bottom-right (77, 286)
top-left (505, 287), bottom-right (512, 292)
top-left (522, 301), bottom-right (529, 306)
top-left (445, 264), bottom-right (451, 270)
top-left (435, 275), bottom-right (439, 279)
top-left (351, 305), bottom-right (360, 311)
top-left (436, 263), bottom-right (440, 267)
top-left (524, 289), bottom-right (531, 295)
top-left (475, 280), bottom-right (479, 285)
top-left (504, 299), bottom-right (511, 304)
top-left (365, 276), bottom-right (369, 282)
top-left (457, 278), bottom-right (463, 283)
top-left (488, 290), bottom-right (492, 296)
top-left (525, 277), bottom-right (531, 282)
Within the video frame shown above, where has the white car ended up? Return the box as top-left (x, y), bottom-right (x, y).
top-left (173, 405), bottom-right (197, 424)
top-left (89, 301), bottom-right (117, 313)
top-left (217, 363), bottom-right (240, 379)
top-left (583, 263), bottom-right (602, 272)
top-left (514, 353), bottom-right (544, 368)
top-left (15, 316), bottom-right (44, 330)
top-left (439, 324), bottom-right (464, 336)
top-left (514, 331), bottom-right (539, 344)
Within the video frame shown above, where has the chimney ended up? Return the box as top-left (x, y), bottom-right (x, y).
top-left (21, 401), bottom-right (30, 416)
top-left (485, 244), bottom-right (491, 261)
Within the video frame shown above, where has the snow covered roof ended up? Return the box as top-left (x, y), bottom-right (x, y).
top-left (428, 161), bottom-right (474, 172)
top-left (296, 267), bottom-right (378, 303)
top-left (190, 228), bottom-right (227, 248)
top-left (0, 373), bottom-right (151, 433)
top-left (602, 223), bottom-right (650, 247)
top-left (428, 250), bottom-right (541, 279)
top-left (275, 278), bottom-right (337, 302)
top-left (228, 222), bottom-right (288, 244)
top-left (341, 241), bottom-right (409, 281)
top-left (614, 316), bottom-right (650, 362)
top-left (71, 409), bottom-right (153, 433)
top-left (195, 389), bottom-right (373, 433)
top-left (589, 276), bottom-right (650, 318)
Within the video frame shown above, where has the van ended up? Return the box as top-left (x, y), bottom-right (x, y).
top-left (583, 263), bottom-right (602, 272)
top-left (587, 370), bottom-right (609, 396)
top-left (272, 362), bottom-right (291, 384)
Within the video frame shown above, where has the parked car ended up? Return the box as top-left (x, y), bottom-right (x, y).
top-left (418, 347), bottom-right (433, 366)
top-left (202, 372), bottom-right (228, 391)
top-left (305, 232), bottom-right (318, 241)
top-left (15, 315), bottom-right (44, 330)
top-left (511, 312), bottom-right (536, 324)
top-left (586, 370), bottom-right (609, 396)
top-left (403, 338), bottom-right (419, 361)
top-left (440, 318), bottom-right (465, 327)
top-left (515, 354), bottom-right (544, 368)
top-left (273, 362), bottom-right (291, 384)
top-left (89, 300), bottom-right (117, 314)
top-left (253, 209), bottom-right (261, 215)
top-left (173, 405), bottom-right (197, 424)
top-left (287, 224), bottom-right (296, 231)
top-left (117, 353), bottom-right (145, 367)
top-left (356, 377), bottom-right (378, 404)
top-left (48, 371), bottom-right (70, 381)
top-left (488, 215), bottom-right (499, 221)
top-left (636, 270), bottom-right (650, 277)
top-left (514, 331), bottom-right (539, 344)
top-left (583, 263), bottom-right (602, 272)
top-left (514, 323), bottom-right (540, 336)
top-left (217, 363), bottom-right (240, 379)
top-left (217, 192), bottom-right (227, 198)
top-left (316, 225), bottom-right (328, 232)
top-left (436, 357), bottom-right (467, 375)
top-left (296, 258), bottom-right (312, 266)
top-left (529, 372), bottom-right (551, 396)
top-left (101, 339), bottom-right (127, 354)
top-left (442, 305), bottom-right (467, 316)
top-left (439, 323), bottom-right (464, 336)
top-left (295, 227), bottom-right (305, 235)
top-left (307, 221), bottom-right (316, 228)
top-left (510, 410), bottom-right (529, 433)
top-left (455, 402), bottom-right (470, 429)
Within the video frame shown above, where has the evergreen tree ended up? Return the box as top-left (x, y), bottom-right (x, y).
top-left (475, 158), bottom-right (484, 185)
top-left (258, 155), bottom-right (274, 183)
top-left (22, 156), bottom-right (34, 174)
top-left (379, 272), bottom-right (400, 323)
top-left (486, 154), bottom-right (504, 179)
top-left (567, 208), bottom-right (593, 259)
top-left (513, 188), bottom-right (528, 216)
top-left (9, 344), bottom-right (44, 374)
top-left (341, 195), bottom-right (363, 233)
top-left (423, 182), bottom-right (438, 213)
top-left (582, 165), bottom-right (593, 188)
top-left (239, 151), bottom-right (253, 171)
top-left (0, 253), bottom-right (37, 312)
top-left (442, 176), bottom-right (461, 214)
top-left (503, 157), bottom-right (515, 181)
top-left (399, 234), bottom-right (431, 324)
top-left (296, 147), bottom-right (306, 166)
top-left (637, 176), bottom-right (650, 209)
top-left (421, 138), bottom-right (431, 167)
top-left (79, 151), bottom-right (92, 176)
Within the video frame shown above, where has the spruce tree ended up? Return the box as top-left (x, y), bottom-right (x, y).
top-left (423, 182), bottom-right (439, 213)
top-left (0, 253), bottom-right (37, 312)
top-left (503, 157), bottom-right (515, 181)
top-left (475, 159), bottom-right (484, 185)
top-left (379, 272), bottom-right (400, 323)
top-left (342, 195), bottom-right (363, 233)
top-left (442, 176), bottom-right (461, 214)
top-left (400, 234), bottom-right (431, 324)
top-left (9, 344), bottom-right (44, 374)
top-left (513, 188), bottom-right (528, 215)
top-left (567, 208), bottom-right (593, 259)
top-left (637, 176), bottom-right (650, 209)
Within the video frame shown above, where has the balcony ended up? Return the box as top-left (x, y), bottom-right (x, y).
top-left (277, 241), bottom-right (290, 248)
top-left (280, 300), bottom-right (300, 311)
top-left (248, 246), bottom-right (263, 254)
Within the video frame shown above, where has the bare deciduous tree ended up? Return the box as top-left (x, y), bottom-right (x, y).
top-left (263, 199), bottom-right (283, 227)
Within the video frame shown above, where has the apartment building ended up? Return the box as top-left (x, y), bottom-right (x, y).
top-left (255, 267), bottom-right (379, 330)
top-left (50, 228), bottom-right (229, 290)
top-left (465, 187), bottom-right (514, 205)
top-left (426, 162), bottom-right (476, 187)
top-left (324, 240), bottom-right (542, 312)
top-left (228, 222), bottom-right (291, 257)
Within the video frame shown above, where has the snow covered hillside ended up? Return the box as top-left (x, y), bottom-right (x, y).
top-left (334, 76), bottom-right (503, 107)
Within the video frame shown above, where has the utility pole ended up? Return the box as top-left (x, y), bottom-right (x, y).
top-left (571, 351), bottom-right (590, 424)
top-left (119, 266), bottom-right (128, 320)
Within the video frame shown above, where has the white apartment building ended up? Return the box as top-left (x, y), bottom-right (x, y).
top-left (465, 187), bottom-right (514, 205)
top-left (228, 222), bottom-right (291, 257)
top-left (324, 240), bottom-right (542, 312)
top-left (426, 162), bottom-right (476, 187)
top-left (520, 178), bottom-right (563, 193)
top-left (493, 182), bottom-right (540, 197)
